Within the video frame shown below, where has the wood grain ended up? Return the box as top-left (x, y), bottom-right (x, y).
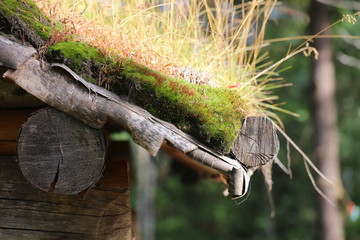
top-left (0, 35), bottom-right (36, 69)
top-left (232, 116), bottom-right (279, 167)
top-left (17, 108), bottom-right (106, 194)
top-left (0, 66), bottom-right (44, 109)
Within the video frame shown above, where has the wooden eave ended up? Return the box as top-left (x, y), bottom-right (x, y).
top-left (0, 0), bottom-right (280, 198)
top-left (0, 35), bottom-right (255, 197)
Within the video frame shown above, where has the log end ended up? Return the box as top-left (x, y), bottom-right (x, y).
top-left (17, 108), bottom-right (106, 194)
top-left (231, 116), bottom-right (280, 167)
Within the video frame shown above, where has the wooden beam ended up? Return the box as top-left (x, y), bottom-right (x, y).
top-left (0, 35), bottom-right (36, 69)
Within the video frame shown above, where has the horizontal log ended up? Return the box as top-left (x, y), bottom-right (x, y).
top-left (0, 35), bottom-right (36, 69)
top-left (161, 143), bottom-right (221, 178)
top-left (0, 67), bottom-right (45, 109)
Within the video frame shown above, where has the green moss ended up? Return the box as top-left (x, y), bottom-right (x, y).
top-left (108, 58), bottom-right (246, 153)
top-left (0, 0), bottom-right (53, 41)
top-left (1, 0), bottom-right (247, 153)
top-left (46, 41), bottom-right (106, 84)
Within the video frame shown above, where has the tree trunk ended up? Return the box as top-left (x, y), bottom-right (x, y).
top-left (310, 1), bottom-right (344, 240)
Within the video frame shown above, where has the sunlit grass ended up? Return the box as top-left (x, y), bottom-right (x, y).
top-left (33, 0), bottom-right (359, 118)
top-left (34, 0), bottom-right (305, 116)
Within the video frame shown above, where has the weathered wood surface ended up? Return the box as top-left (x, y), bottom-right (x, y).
top-left (0, 140), bottom-right (131, 240)
top-left (17, 108), bottom-right (106, 194)
top-left (3, 57), bottom-right (246, 195)
top-left (1, 36), bottom-right (280, 198)
top-left (0, 35), bottom-right (36, 69)
top-left (161, 143), bottom-right (221, 177)
top-left (0, 66), bottom-right (45, 109)
top-left (232, 116), bottom-right (280, 167)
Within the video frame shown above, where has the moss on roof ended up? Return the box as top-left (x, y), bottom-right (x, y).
top-left (0, 0), bottom-right (53, 45)
top-left (1, 0), bottom-right (249, 153)
top-left (45, 41), bottom-right (106, 85)
top-left (108, 58), bottom-right (246, 153)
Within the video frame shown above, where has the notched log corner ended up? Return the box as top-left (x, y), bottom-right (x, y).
top-left (17, 108), bottom-right (106, 194)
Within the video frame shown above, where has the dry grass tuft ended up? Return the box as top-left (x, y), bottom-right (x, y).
top-left (33, 0), bottom-right (310, 116)
top-left (33, 1), bottom-right (358, 118)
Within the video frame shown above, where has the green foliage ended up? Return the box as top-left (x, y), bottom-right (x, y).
top-left (156, 165), bottom-right (318, 240)
top-left (332, 8), bottom-right (360, 239)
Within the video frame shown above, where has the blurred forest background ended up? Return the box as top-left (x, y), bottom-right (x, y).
top-left (129, 0), bottom-right (360, 240)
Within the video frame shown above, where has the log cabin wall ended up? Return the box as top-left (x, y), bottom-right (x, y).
top-left (0, 70), bottom-right (132, 240)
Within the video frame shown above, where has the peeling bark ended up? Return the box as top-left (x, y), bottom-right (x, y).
top-left (1, 35), bottom-right (280, 198)
top-left (0, 35), bottom-right (36, 69)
